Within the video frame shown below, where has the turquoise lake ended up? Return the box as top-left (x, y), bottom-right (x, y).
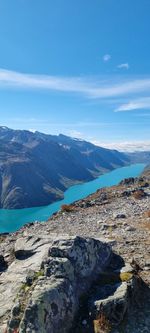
top-left (0, 163), bottom-right (146, 233)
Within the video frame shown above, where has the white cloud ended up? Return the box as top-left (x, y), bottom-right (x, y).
top-left (1, 68), bottom-right (150, 101)
top-left (117, 63), bottom-right (129, 70)
top-left (103, 54), bottom-right (111, 62)
top-left (115, 97), bottom-right (150, 112)
top-left (93, 140), bottom-right (150, 152)
top-left (29, 129), bottom-right (36, 133)
top-left (67, 130), bottom-right (84, 139)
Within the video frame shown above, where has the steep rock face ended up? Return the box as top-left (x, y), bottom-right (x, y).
top-left (0, 235), bottom-right (112, 333)
top-left (0, 127), bottom-right (129, 209)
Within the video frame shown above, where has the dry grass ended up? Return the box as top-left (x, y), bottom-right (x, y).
top-left (132, 190), bottom-right (145, 200)
top-left (138, 220), bottom-right (150, 231)
top-left (0, 235), bottom-right (6, 243)
top-left (93, 312), bottom-right (111, 333)
top-left (144, 210), bottom-right (150, 218)
top-left (61, 204), bottom-right (75, 212)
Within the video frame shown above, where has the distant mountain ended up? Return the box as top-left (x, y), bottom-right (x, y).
top-left (0, 126), bottom-right (129, 209)
top-left (127, 151), bottom-right (150, 165)
top-left (142, 164), bottom-right (150, 178)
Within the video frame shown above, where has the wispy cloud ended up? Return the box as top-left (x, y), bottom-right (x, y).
top-left (67, 130), bottom-right (84, 139)
top-left (134, 113), bottom-right (150, 117)
top-left (117, 63), bottom-right (129, 70)
top-left (1, 68), bottom-right (150, 101)
top-left (115, 97), bottom-right (150, 112)
top-left (103, 54), bottom-right (111, 62)
top-left (94, 140), bottom-right (150, 152)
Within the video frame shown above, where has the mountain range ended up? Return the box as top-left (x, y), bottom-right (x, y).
top-left (0, 126), bottom-right (131, 209)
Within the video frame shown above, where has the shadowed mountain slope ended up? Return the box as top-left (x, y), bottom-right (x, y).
top-left (0, 126), bottom-right (129, 209)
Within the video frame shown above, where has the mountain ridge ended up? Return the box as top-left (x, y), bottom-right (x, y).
top-left (0, 126), bottom-right (129, 209)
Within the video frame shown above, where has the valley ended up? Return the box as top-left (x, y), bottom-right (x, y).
top-left (0, 126), bottom-right (130, 210)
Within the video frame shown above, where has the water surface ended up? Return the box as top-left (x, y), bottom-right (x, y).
top-left (0, 163), bottom-right (145, 233)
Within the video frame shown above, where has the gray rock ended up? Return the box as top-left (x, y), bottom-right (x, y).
top-left (5, 236), bottom-right (112, 333)
top-left (49, 236), bottom-right (111, 296)
top-left (144, 259), bottom-right (150, 267)
top-left (118, 263), bottom-right (134, 274)
top-left (0, 235), bottom-right (53, 324)
top-left (120, 177), bottom-right (135, 185)
top-left (43, 257), bottom-right (75, 282)
top-left (125, 226), bottom-right (136, 232)
top-left (89, 281), bottom-right (129, 325)
top-left (0, 255), bottom-right (7, 272)
top-left (113, 213), bottom-right (126, 219)
top-left (19, 277), bottom-right (78, 333)
top-left (14, 235), bottom-right (52, 259)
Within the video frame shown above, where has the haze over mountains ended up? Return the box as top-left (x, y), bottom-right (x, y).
top-left (0, 126), bottom-right (131, 209)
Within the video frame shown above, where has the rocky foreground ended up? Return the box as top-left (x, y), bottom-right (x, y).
top-left (0, 175), bottom-right (150, 333)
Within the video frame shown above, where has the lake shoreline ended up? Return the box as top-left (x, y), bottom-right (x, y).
top-left (0, 163), bottom-right (146, 233)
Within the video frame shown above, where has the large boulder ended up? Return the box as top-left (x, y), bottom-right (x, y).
top-left (6, 236), bottom-right (111, 333)
top-left (48, 237), bottom-right (111, 296)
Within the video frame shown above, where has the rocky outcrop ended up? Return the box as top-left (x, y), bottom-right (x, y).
top-left (0, 235), bottom-right (143, 333)
top-left (0, 235), bottom-right (112, 333)
top-left (0, 175), bottom-right (150, 332)
top-left (89, 263), bottom-right (136, 326)
top-left (0, 255), bottom-right (7, 272)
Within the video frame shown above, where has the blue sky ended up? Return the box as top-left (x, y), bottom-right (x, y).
top-left (0, 0), bottom-right (150, 151)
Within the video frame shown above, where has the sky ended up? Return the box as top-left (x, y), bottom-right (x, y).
top-left (0, 0), bottom-right (150, 151)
